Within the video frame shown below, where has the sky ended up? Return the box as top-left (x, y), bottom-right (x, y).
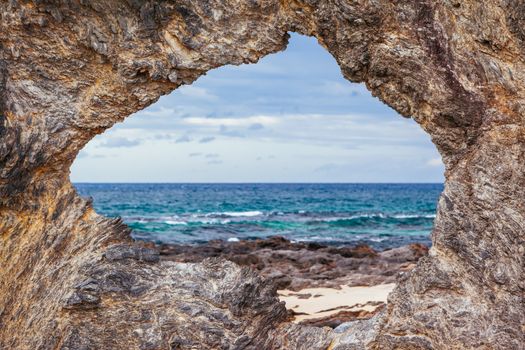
top-left (71, 33), bottom-right (444, 183)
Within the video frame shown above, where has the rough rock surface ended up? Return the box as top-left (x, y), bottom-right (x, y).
top-left (159, 236), bottom-right (429, 291)
top-left (160, 237), bottom-right (428, 329)
top-left (1, 1), bottom-right (525, 349)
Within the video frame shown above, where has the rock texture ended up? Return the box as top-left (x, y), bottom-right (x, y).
top-left (1, 1), bottom-right (525, 349)
top-left (159, 236), bottom-right (429, 291)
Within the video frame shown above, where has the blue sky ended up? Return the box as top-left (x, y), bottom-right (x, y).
top-left (71, 33), bottom-right (444, 183)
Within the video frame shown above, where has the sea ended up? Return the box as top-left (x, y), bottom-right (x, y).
top-left (75, 183), bottom-right (442, 250)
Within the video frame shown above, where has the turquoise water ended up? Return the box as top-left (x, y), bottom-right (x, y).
top-left (75, 183), bottom-right (442, 249)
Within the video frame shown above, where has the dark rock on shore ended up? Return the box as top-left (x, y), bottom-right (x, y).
top-left (159, 236), bottom-right (429, 329)
top-left (159, 236), bottom-right (429, 291)
top-left (298, 302), bottom-right (386, 328)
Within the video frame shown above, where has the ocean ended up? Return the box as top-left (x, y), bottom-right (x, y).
top-left (75, 183), bottom-right (442, 250)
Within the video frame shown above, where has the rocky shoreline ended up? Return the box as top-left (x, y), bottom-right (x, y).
top-left (4, 0), bottom-right (525, 347)
top-left (159, 236), bottom-right (428, 328)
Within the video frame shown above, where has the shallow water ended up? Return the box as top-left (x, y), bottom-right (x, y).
top-left (75, 183), bottom-right (442, 249)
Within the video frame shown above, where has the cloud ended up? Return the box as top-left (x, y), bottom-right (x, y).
top-left (71, 34), bottom-right (444, 183)
top-left (178, 86), bottom-right (218, 100)
top-left (207, 160), bottom-right (223, 165)
top-left (320, 81), bottom-right (360, 96)
top-left (426, 158), bottom-right (443, 167)
top-left (141, 106), bottom-right (177, 118)
top-left (248, 123), bottom-right (264, 130)
top-left (175, 135), bottom-right (192, 143)
top-left (76, 151), bottom-right (108, 159)
top-left (199, 136), bottom-right (215, 143)
top-left (182, 116), bottom-right (279, 127)
top-left (219, 125), bottom-right (245, 138)
top-left (205, 153), bottom-right (220, 158)
top-left (99, 137), bottom-right (141, 148)
top-left (153, 133), bottom-right (175, 140)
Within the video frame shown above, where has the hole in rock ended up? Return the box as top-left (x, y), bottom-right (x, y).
top-left (71, 33), bottom-right (444, 329)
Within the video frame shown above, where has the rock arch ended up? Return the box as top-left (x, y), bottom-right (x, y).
top-left (1, 1), bottom-right (524, 349)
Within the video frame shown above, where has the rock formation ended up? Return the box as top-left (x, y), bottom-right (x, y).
top-left (1, 0), bottom-right (524, 349)
top-left (159, 236), bottom-right (429, 291)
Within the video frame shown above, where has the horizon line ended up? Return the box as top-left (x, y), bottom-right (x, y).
top-left (73, 181), bottom-right (443, 185)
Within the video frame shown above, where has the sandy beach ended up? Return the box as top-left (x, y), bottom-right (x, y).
top-left (279, 283), bottom-right (395, 323)
top-left (160, 236), bottom-right (427, 327)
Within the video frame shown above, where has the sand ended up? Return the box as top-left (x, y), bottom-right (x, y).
top-left (278, 283), bottom-right (395, 323)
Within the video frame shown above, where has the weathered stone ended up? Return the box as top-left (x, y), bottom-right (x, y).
top-left (104, 244), bottom-right (160, 263)
top-left (160, 237), bottom-right (428, 291)
top-left (1, 1), bottom-right (525, 349)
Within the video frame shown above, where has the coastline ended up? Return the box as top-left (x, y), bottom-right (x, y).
top-left (279, 283), bottom-right (394, 325)
top-left (159, 236), bottom-right (428, 327)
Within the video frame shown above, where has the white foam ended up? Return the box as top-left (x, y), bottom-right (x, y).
top-left (308, 213), bottom-right (436, 222)
top-left (392, 214), bottom-right (436, 219)
top-left (164, 220), bottom-right (188, 225)
top-left (205, 210), bottom-right (263, 218)
top-left (295, 236), bottom-right (340, 242)
top-left (223, 210), bottom-right (263, 217)
top-left (227, 237), bottom-right (240, 242)
top-left (191, 218), bottom-right (231, 224)
top-left (392, 214), bottom-right (419, 219)
top-left (309, 213), bottom-right (385, 222)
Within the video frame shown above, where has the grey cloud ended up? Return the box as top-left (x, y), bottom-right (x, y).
top-left (205, 153), bottom-right (220, 158)
top-left (71, 34), bottom-right (444, 183)
top-left (175, 135), bottom-right (192, 143)
top-left (219, 125), bottom-right (245, 138)
top-left (248, 123), bottom-right (264, 131)
top-left (207, 160), bottom-right (223, 165)
top-left (76, 151), bottom-right (108, 159)
top-left (206, 111), bottom-right (236, 118)
top-left (189, 152), bottom-right (202, 157)
top-left (199, 136), bottom-right (215, 143)
top-left (320, 81), bottom-right (361, 97)
top-left (154, 134), bottom-right (174, 140)
top-left (221, 130), bottom-right (245, 137)
top-left (99, 137), bottom-right (141, 148)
